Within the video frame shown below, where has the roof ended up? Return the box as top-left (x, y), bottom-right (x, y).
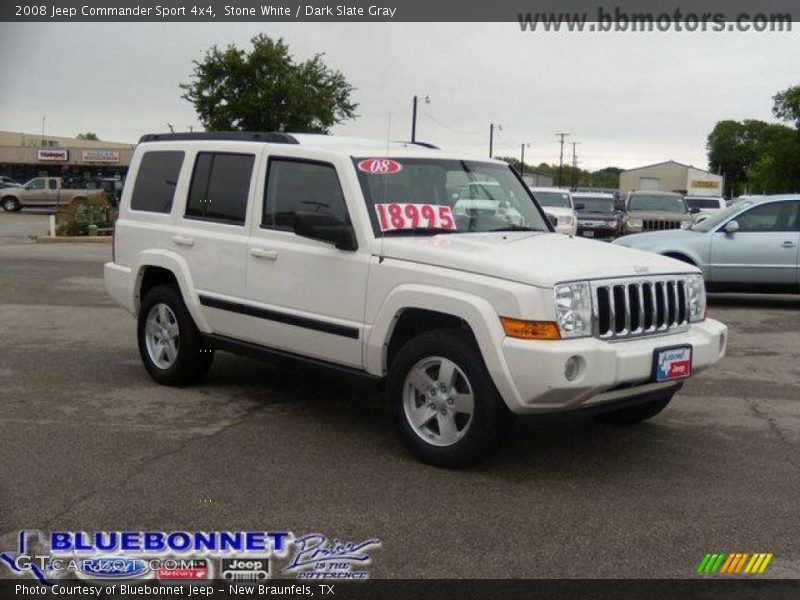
top-left (136, 132), bottom-right (503, 162)
top-left (628, 190), bottom-right (684, 197)
top-left (528, 186), bottom-right (570, 193)
top-left (0, 130), bottom-right (134, 149)
top-left (572, 192), bottom-right (615, 199)
top-left (622, 160), bottom-right (717, 175)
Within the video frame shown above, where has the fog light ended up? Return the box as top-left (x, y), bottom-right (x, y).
top-left (565, 355), bottom-right (582, 381)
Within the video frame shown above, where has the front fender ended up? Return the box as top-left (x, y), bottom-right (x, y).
top-left (366, 284), bottom-right (521, 410)
top-left (133, 249), bottom-right (211, 333)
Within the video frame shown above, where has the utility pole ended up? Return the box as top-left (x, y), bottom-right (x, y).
top-left (570, 142), bottom-right (580, 191)
top-left (489, 123), bottom-right (502, 158)
top-left (520, 142), bottom-right (530, 178)
top-left (410, 94), bottom-right (429, 143)
top-left (556, 132), bottom-right (570, 187)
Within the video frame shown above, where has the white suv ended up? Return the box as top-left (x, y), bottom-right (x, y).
top-left (105, 132), bottom-right (727, 467)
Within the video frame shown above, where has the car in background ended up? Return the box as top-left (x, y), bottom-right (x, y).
top-left (614, 195), bottom-right (800, 293)
top-left (0, 176), bottom-right (103, 212)
top-left (529, 187), bottom-right (576, 235)
top-left (573, 192), bottom-right (622, 239)
top-left (453, 181), bottom-right (525, 227)
top-left (622, 191), bottom-right (694, 235)
top-left (684, 195), bottom-right (725, 217)
top-left (0, 176), bottom-right (21, 189)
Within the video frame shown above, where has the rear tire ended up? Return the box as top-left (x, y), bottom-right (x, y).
top-left (2, 197), bottom-right (20, 212)
top-left (137, 284), bottom-right (213, 386)
top-left (593, 390), bottom-right (676, 425)
top-left (389, 329), bottom-right (514, 468)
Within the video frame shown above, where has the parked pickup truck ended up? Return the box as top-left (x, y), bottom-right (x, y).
top-left (0, 177), bottom-right (103, 212)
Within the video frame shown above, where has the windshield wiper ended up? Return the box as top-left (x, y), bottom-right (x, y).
top-left (381, 227), bottom-right (460, 236)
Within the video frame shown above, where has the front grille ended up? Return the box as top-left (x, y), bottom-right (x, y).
top-left (643, 219), bottom-right (682, 231)
top-left (592, 276), bottom-right (690, 339)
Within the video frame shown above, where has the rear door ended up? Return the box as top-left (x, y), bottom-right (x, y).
top-left (710, 200), bottom-right (800, 285)
top-left (172, 148), bottom-right (260, 337)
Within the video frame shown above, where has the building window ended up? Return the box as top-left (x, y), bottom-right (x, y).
top-left (130, 151), bottom-right (185, 213)
top-left (262, 158), bottom-right (348, 230)
top-left (185, 153), bottom-right (254, 225)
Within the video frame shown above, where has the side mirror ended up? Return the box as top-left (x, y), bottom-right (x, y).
top-left (724, 220), bottom-right (739, 234)
top-left (546, 213), bottom-right (558, 228)
top-left (574, 203), bottom-right (585, 211)
top-left (293, 211), bottom-right (357, 251)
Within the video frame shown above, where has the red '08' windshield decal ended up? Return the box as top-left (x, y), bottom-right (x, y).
top-left (375, 203), bottom-right (456, 232)
top-left (357, 158), bottom-right (403, 175)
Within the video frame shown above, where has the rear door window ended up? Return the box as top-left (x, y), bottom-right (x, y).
top-left (185, 152), bottom-right (255, 225)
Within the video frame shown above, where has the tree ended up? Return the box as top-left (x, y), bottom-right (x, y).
top-left (180, 34), bottom-right (357, 133)
top-left (706, 119), bottom-right (776, 197)
top-left (496, 157), bottom-right (621, 189)
top-left (773, 85), bottom-right (800, 129)
top-left (77, 132), bottom-right (99, 140)
top-left (746, 125), bottom-right (800, 193)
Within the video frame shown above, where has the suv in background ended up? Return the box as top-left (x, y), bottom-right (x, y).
top-left (573, 192), bottom-right (622, 239)
top-left (623, 191), bottom-right (694, 235)
top-left (529, 187), bottom-right (577, 235)
top-left (105, 132), bottom-right (726, 467)
top-left (684, 195), bottom-right (725, 218)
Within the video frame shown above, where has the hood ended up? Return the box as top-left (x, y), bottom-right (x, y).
top-left (380, 232), bottom-right (697, 288)
top-left (541, 207), bottom-right (574, 218)
top-left (627, 210), bottom-right (692, 221)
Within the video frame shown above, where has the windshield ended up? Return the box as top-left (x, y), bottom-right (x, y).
top-left (685, 197), bottom-right (721, 210)
top-left (353, 158), bottom-right (549, 235)
top-left (533, 191), bottom-right (571, 209)
top-left (574, 197), bottom-right (615, 213)
top-left (691, 200), bottom-right (754, 232)
top-left (628, 194), bottom-right (687, 213)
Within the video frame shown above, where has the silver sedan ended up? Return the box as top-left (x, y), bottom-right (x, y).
top-left (614, 195), bottom-right (800, 293)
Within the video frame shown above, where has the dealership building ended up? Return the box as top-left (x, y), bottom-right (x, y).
top-left (0, 130), bottom-right (134, 184)
top-left (619, 160), bottom-right (724, 197)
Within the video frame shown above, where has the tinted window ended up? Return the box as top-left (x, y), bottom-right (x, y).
top-left (685, 197), bottom-right (721, 209)
top-left (130, 151), bottom-right (184, 213)
top-left (735, 201), bottom-right (800, 232)
top-left (263, 159), bottom-right (347, 229)
top-left (48, 179), bottom-right (58, 190)
top-left (186, 153), bottom-right (254, 224)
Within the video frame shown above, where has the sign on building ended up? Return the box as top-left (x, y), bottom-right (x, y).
top-left (37, 149), bottom-right (69, 161)
top-left (81, 150), bottom-right (120, 164)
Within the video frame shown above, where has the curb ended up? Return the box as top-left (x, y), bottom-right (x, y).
top-left (36, 236), bottom-right (112, 244)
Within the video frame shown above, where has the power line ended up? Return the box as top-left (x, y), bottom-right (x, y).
top-left (419, 107), bottom-right (484, 136)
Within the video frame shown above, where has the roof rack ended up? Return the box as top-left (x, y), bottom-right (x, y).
top-left (394, 140), bottom-right (440, 150)
top-left (138, 132), bottom-right (299, 144)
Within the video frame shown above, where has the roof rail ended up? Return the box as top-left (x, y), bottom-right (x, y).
top-left (138, 132), bottom-right (299, 144)
top-left (394, 140), bottom-right (440, 150)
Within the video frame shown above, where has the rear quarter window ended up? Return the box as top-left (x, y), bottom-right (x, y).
top-left (130, 151), bottom-right (185, 213)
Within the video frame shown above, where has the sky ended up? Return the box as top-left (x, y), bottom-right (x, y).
top-left (0, 22), bottom-right (798, 171)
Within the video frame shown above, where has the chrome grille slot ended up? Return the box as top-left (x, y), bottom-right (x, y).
top-left (591, 276), bottom-right (691, 340)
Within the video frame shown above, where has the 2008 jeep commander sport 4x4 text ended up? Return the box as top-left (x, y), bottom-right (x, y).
top-left (105, 132), bottom-right (727, 467)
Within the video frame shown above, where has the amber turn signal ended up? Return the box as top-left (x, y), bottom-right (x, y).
top-left (500, 317), bottom-right (561, 340)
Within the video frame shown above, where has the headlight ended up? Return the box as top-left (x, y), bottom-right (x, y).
top-left (561, 216), bottom-right (574, 225)
top-left (681, 220), bottom-right (692, 229)
top-left (554, 282), bottom-right (593, 339)
top-left (628, 218), bottom-right (643, 228)
top-left (686, 274), bottom-right (706, 322)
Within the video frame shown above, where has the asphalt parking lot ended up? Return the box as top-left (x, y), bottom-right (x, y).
top-left (1, 212), bottom-right (799, 579)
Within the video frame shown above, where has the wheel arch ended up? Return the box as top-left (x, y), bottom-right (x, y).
top-left (132, 250), bottom-right (210, 332)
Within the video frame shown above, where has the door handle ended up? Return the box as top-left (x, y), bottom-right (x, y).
top-left (171, 235), bottom-right (195, 247)
top-left (250, 247), bottom-right (278, 260)
top-left (781, 241), bottom-right (796, 248)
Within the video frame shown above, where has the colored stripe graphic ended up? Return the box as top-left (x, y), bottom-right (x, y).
top-left (699, 552), bottom-right (774, 575)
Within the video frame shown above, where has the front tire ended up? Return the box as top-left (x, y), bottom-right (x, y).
top-left (594, 389), bottom-right (676, 425)
top-left (137, 284), bottom-right (213, 386)
top-left (389, 329), bottom-right (514, 468)
top-left (2, 197), bottom-right (20, 212)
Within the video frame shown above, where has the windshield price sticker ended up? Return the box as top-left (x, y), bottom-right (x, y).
top-left (375, 203), bottom-right (456, 232)
top-left (357, 158), bottom-right (403, 174)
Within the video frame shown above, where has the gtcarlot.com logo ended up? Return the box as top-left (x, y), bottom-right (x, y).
top-left (697, 552), bottom-right (773, 575)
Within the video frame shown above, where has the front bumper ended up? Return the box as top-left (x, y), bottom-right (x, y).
top-left (496, 318), bottom-right (726, 414)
